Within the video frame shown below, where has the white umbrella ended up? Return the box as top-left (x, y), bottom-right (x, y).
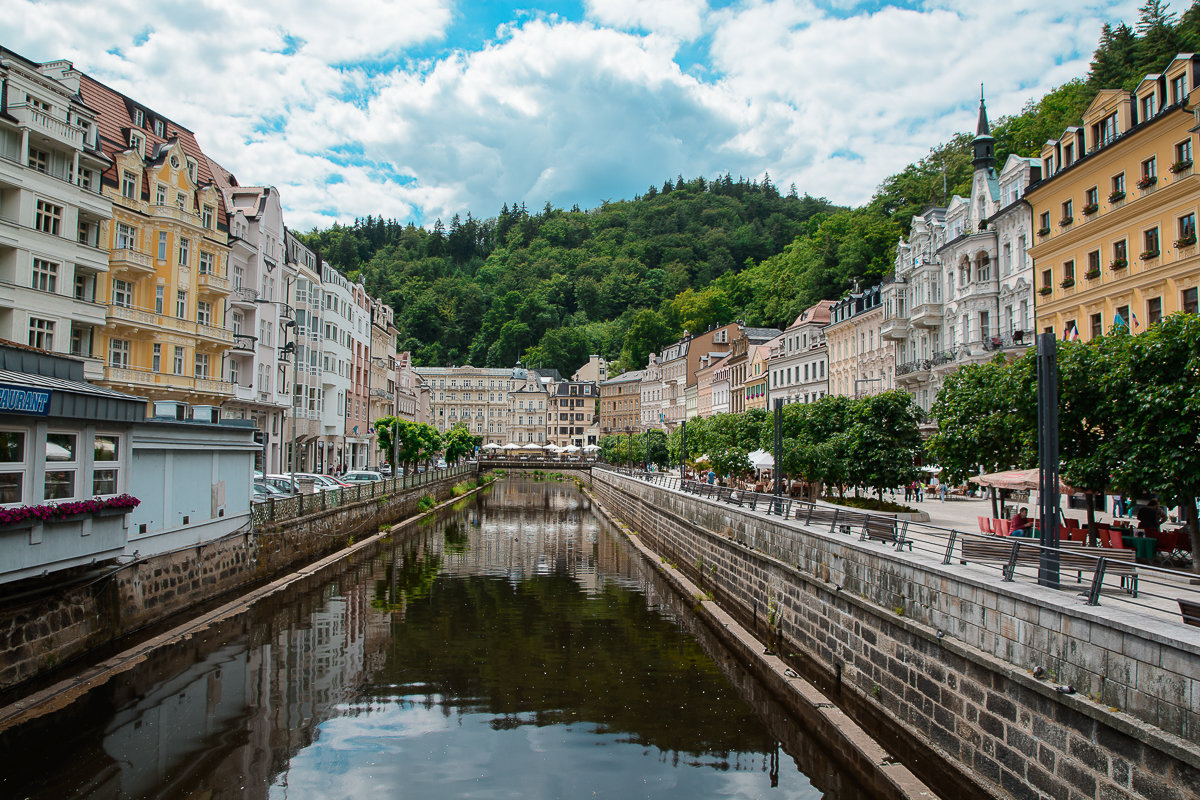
top-left (748, 449), bottom-right (774, 469)
top-left (582, 444), bottom-right (600, 451)
top-left (544, 444), bottom-right (561, 452)
top-left (921, 465), bottom-right (942, 474)
top-left (482, 442), bottom-right (502, 450)
top-left (562, 445), bottom-right (581, 452)
top-left (504, 442), bottom-right (522, 450)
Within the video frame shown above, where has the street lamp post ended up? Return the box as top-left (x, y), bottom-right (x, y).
top-left (679, 420), bottom-right (687, 484)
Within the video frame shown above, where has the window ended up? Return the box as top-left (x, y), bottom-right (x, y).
top-left (1087, 250), bottom-right (1100, 276)
top-left (1038, 211), bottom-right (1051, 233)
top-left (154, 118), bottom-right (164, 136)
top-left (109, 338), bottom-right (129, 368)
top-left (156, 183), bottom-right (166, 205)
top-left (202, 205), bottom-right (214, 229)
top-left (1116, 305), bottom-right (1130, 328)
top-left (1141, 92), bottom-right (1157, 120)
top-left (199, 251), bottom-right (213, 274)
top-left (1041, 268), bottom-right (1052, 289)
top-left (1143, 227), bottom-right (1160, 257)
top-left (178, 237), bottom-right (190, 265)
top-left (1113, 239), bottom-right (1128, 263)
top-left (153, 284), bottom-right (163, 314)
top-left (129, 131), bottom-right (144, 155)
top-left (1084, 186), bottom-right (1098, 210)
top-left (27, 148), bottom-right (48, 173)
top-left (28, 318), bottom-right (54, 350)
top-left (1141, 157), bottom-right (1157, 186)
top-left (111, 279), bottom-right (132, 308)
top-left (1176, 140), bottom-right (1193, 168)
top-left (133, 108), bottom-right (144, 127)
top-left (1111, 173), bottom-right (1125, 197)
top-left (1094, 113), bottom-right (1118, 147)
top-left (44, 433), bottom-right (77, 500)
top-left (195, 353), bottom-right (209, 379)
top-left (1178, 213), bottom-right (1196, 244)
top-left (152, 343), bottom-right (161, 372)
top-left (197, 301), bottom-right (212, 326)
top-left (173, 346), bottom-right (185, 375)
top-left (35, 200), bottom-right (62, 236)
top-left (115, 222), bottom-right (136, 250)
top-left (176, 290), bottom-right (187, 319)
top-left (93, 434), bottom-right (120, 496)
top-left (1183, 287), bottom-right (1198, 314)
top-left (1091, 313), bottom-right (1103, 339)
top-left (1172, 74), bottom-right (1188, 104)
top-left (1062, 260), bottom-right (1074, 281)
top-left (186, 159), bottom-right (196, 182)
top-left (0, 431), bottom-right (24, 504)
top-left (121, 171), bottom-right (137, 200)
top-left (32, 259), bottom-right (57, 292)
top-left (1147, 297), bottom-right (1163, 326)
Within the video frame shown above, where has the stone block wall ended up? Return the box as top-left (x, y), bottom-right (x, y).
top-left (0, 470), bottom-right (473, 693)
top-left (593, 470), bottom-right (1200, 800)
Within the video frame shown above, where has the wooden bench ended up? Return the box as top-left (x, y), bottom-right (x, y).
top-left (958, 537), bottom-right (1138, 595)
top-left (1178, 598), bottom-right (1200, 627)
top-left (862, 515), bottom-right (899, 546)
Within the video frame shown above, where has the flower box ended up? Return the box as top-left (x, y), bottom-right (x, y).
top-left (1085, 268), bottom-right (1101, 279)
top-left (1170, 159), bottom-right (1193, 174)
top-left (1038, 286), bottom-right (1053, 296)
top-left (1175, 235), bottom-right (1196, 248)
top-left (1060, 216), bottom-right (1074, 226)
top-left (1037, 226), bottom-right (1051, 237)
top-left (1060, 278), bottom-right (1076, 288)
top-left (0, 494), bottom-right (140, 528)
top-left (1082, 203), bottom-right (1099, 215)
top-left (1108, 190), bottom-right (1126, 202)
top-left (1110, 258), bottom-right (1128, 270)
top-left (1137, 176), bottom-right (1157, 190)
top-left (1140, 249), bottom-right (1160, 260)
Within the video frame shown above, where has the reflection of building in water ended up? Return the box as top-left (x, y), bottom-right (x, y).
top-left (86, 581), bottom-right (388, 798)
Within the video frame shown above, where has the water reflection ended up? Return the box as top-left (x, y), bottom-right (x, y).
top-left (0, 479), bottom-right (873, 799)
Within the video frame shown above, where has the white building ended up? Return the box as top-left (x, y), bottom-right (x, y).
top-left (285, 231), bottom-right (325, 473)
top-left (317, 265), bottom-right (357, 471)
top-left (639, 352), bottom-right (664, 430)
top-left (0, 49), bottom-right (113, 380)
top-left (767, 300), bottom-right (833, 405)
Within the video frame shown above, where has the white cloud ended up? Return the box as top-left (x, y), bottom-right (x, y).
top-left (2, 0), bottom-right (1154, 229)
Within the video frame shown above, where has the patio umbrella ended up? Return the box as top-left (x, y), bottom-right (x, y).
top-left (503, 442), bottom-right (521, 450)
top-left (482, 442), bottom-right (502, 450)
top-left (748, 449), bottom-right (774, 470)
top-left (969, 468), bottom-right (1081, 495)
top-left (562, 445), bottom-right (580, 452)
top-left (581, 444), bottom-right (600, 451)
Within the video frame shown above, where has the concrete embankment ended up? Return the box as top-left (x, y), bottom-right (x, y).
top-left (590, 468), bottom-right (1200, 800)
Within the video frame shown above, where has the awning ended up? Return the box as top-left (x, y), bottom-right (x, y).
top-left (969, 468), bottom-right (1081, 494)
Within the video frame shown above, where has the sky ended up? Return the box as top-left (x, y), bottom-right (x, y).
top-left (8, 0), bottom-right (1154, 231)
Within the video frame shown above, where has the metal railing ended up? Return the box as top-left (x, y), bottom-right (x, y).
top-left (251, 463), bottom-right (473, 524)
top-left (596, 467), bottom-right (1200, 629)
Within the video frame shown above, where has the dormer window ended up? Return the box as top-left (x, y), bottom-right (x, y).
top-left (133, 108), bottom-right (144, 127)
top-left (129, 131), bottom-right (144, 156)
top-left (1172, 74), bottom-right (1188, 105)
top-left (154, 119), bottom-right (164, 137)
top-left (1141, 92), bottom-right (1157, 120)
top-left (1063, 142), bottom-right (1073, 166)
top-left (186, 159), bottom-right (197, 182)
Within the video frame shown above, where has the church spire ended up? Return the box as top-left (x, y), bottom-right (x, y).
top-left (972, 84), bottom-right (995, 171)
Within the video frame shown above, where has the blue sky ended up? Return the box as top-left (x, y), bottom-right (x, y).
top-left (11, 0), bottom-right (1152, 230)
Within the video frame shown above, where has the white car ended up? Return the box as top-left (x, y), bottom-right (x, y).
top-left (342, 470), bottom-right (384, 483)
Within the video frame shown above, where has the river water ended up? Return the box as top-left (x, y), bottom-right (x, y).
top-left (0, 478), bottom-right (879, 799)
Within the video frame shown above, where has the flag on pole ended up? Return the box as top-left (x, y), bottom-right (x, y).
top-left (1066, 325), bottom-right (1079, 342)
top-left (1113, 311), bottom-right (1127, 329)
top-left (1131, 311), bottom-right (1140, 329)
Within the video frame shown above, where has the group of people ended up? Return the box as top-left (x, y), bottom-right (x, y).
top-left (904, 477), bottom-right (949, 502)
top-left (1006, 498), bottom-right (1169, 539)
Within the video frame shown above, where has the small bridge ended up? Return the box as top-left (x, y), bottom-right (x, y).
top-left (478, 457), bottom-right (596, 471)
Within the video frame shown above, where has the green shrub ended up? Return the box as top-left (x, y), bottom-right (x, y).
top-left (451, 480), bottom-right (474, 497)
top-left (417, 494), bottom-right (436, 512)
top-left (821, 495), bottom-right (917, 514)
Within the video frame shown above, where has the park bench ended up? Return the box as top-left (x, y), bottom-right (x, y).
top-left (958, 536), bottom-right (1137, 595)
top-left (1178, 598), bottom-right (1200, 627)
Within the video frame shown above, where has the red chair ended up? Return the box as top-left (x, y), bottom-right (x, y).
top-left (994, 519), bottom-right (1011, 537)
top-left (1064, 525), bottom-right (1086, 543)
top-left (978, 516), bottom-right (993, 534)
top-left (1103, 526), bottom-right (1130, 550)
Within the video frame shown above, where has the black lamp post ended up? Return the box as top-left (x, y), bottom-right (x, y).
top-left (679, 420), bottom-right (687, 484)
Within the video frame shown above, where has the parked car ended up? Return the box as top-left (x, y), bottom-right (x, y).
top-left (434, 459), bottom-right (448, 469)
top-left (342, 470), bottom-right (384, 483)
top-left (252, 480), bottom-right (289, 502)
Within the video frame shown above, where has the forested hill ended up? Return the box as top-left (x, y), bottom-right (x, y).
top-left (298, 1), bottom-right (1200, 378)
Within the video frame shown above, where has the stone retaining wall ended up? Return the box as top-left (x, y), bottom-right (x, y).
top-left (593, 469), bottom-right (1200, 800)
top-left (0, 470), bottom-right (476, 692)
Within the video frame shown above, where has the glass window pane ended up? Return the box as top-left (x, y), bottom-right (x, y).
top-left (47, 433), bottom-right (76, 462)
top-left (0, 432), bottom-right (23, 463)
top-left (93, 469), bottom-right (118, 496)
top-left (44, 470), bottom-right (74, 500)
top-left (94, 435), bottom-right (119, 461)
top-left (0, 473), bottom-right (21, 503)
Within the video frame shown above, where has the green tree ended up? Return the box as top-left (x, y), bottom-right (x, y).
top-left (441, 423), bottom-right (478, 464)
top-left (841, 392), bottom-right (923, 500)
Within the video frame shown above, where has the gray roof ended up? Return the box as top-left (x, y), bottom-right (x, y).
top-left (744, 327), bottom-right (783, 343)
top-left (0, 369), bottom-right (146, 423)
top-left (602, 370), bottom-right (645, 385)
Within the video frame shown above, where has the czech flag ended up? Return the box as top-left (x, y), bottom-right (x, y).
top-left (1131, 311), bottom-right (1140, 329)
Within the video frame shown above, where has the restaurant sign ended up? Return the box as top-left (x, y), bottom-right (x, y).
top-left (0, 384), bottom-right (51, 415)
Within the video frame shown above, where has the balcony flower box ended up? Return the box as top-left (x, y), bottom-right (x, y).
top-left (1060, 277), bottom-right (1076, 289)
top-left (1081, 203), bottom-right (1099, 215)
top-left (1140, 249), bottom-right (1160, 260)
top-left (1175, 234), bottom-right (1197, 248)
top-left (1060, 216), bottom-right (1074, 226)
top-left (1110, 258), bottom-right (1128, 270)
top-left (1170, 159), bottom-right (1193, 174)
top-left (1108, 190), bottom-right (1126, 202)
top-left (1037, 226), bottom-right (1051, 237)
top-left (0, 494), bottom-right (140, 529)
top-left (1085, 268), bottom-right (1101, 279)
top-left (1038, 286), bottom-right (1053, 296)
top-left (1137, 175), bottom-right (1157, 190)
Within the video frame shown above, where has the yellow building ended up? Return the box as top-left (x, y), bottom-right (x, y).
top-left (1028, 54), bottom-right (1200, 340)
top-left (79, 75), bottom-right (234, 409)
top-left (745, 342), bottom-right (774, 411)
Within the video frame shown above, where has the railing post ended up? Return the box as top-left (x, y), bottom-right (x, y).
top-left (942, 530), bottom-right (958, 565)
top-left (1086, 558), bottom-right (1108, 606)
top-left (1003, 541), bottom-right (1021, 581)
top-left (829, 508), bottom-right (839, 534)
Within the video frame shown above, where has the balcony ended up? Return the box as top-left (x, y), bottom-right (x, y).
top-left (910, 301), bottom-right (943, 328)
top-left (880, 315), bottom-right (909, 341)
top-left (109, 246), bottom-right (155, 274)
top-left (895, 359), bottom-right (931, 384)
top-left (102, 365), bottom-right (234, 398)
top-left (370, 388), bottom-right (391, 399)
top-left (197, 270), bottom-right (231, 293)
top-left (231, 286), bottom-right (260, 307)
top-left (148, 203), bottom-right (201, 228)
top-left (9, 103), bottom-right (85, 150)
top-left (106, 303), bottom-right (234, 346)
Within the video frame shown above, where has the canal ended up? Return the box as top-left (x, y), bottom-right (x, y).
top-left (0, 478), bottom-right (882, 799)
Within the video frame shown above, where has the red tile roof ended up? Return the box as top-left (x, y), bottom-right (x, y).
top-left (77, 73), bottom-right (228, 229)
